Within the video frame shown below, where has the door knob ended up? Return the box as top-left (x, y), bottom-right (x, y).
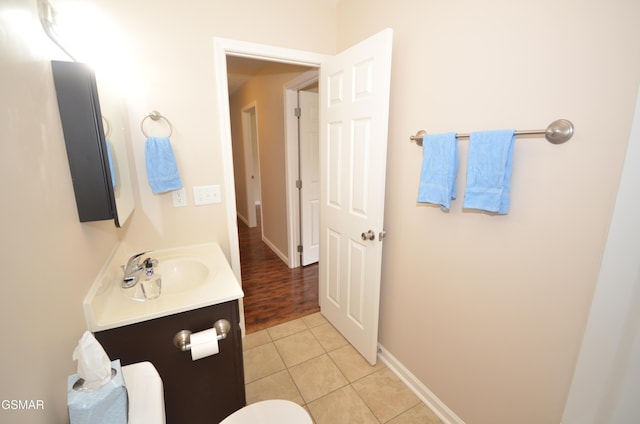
top-left (361, 230), bottom-right (375, 241)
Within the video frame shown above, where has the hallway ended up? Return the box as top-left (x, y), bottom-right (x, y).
top-left (238, 216), bottom-right (319, 333)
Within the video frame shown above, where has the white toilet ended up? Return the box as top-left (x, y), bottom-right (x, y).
top-left (121, 362), bottom-right (166, 424)
top-left (220, 400), bottom-right (312, 424)
top-left (122, 362), bottom-right (311, 424)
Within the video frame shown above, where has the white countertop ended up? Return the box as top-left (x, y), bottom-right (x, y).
top-left (83, 242), bottom-right (244, 332)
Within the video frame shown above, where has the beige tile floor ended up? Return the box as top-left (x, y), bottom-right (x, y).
top-left (243, 312), bottom-right (444, 424)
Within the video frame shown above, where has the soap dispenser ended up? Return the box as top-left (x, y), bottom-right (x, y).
top-left (141, 258), bottom-right (161, 300)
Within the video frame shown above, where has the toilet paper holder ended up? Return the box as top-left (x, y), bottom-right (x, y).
top-left (172, 319), bottom-right (231, 352)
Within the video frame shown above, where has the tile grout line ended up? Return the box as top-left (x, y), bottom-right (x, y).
top-left (269, 316), bottom-right (392, 423)
top-left (244, 314), bottom-right (443, 423)
top-left (304, 325), bottom-right (421, 423)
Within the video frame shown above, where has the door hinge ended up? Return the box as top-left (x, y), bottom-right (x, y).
top-left (296, 180), bottom-right (302, 189)
top-left (297, 245), bottom-right (303, 253)
top-left (294, 107), bottom-right (301, 118)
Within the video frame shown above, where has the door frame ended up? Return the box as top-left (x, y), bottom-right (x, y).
top-left (213, 36), bottom-right (327, 289)
top-left (240, 102), bottom-right (260, 228)
top-left (284, 70), bottom-right (319, 268)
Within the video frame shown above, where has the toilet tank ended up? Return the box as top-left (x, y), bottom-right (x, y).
top-left (121, 362), bottom-right (166, 424)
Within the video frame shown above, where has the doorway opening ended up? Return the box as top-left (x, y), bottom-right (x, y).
top-left (215, 30), bottom-right (392, 363)
top-left (225, 55), bottom-right (321, 332)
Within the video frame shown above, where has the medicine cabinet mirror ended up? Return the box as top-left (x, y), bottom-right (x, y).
top-left (95, 67), bottom-right (135, 227)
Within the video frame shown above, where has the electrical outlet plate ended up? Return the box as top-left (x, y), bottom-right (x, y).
top-left (193, 185), bottom-right (221, 205)
top-left (172, 187), bottom-right (187, 207)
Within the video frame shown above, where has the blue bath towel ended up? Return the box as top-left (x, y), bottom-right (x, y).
top-left (417, 132), bottom-right (458, 211)
top-left (105, 139), bottom-right (117, 189)
top-left (463, 130), bottom-right (515, 214)
top-left (145, 136), bottom-right (183, 194)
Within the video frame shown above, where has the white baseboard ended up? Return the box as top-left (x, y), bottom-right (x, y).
top-left (261, 235), bottom-right (290, 266)
top-left (377, 344), bottom-right (465, 424)
top-left (237, 213), bottom-right (249, 226)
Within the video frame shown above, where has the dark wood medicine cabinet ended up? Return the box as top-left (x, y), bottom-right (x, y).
top-left (51, 60), bottom-right (134, 227)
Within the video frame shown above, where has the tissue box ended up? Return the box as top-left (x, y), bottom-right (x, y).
top-left (67, 359), bottom-right (128, 424)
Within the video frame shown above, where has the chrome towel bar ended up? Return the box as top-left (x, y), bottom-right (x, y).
top-left (410, 119), bottom-right (574, 146)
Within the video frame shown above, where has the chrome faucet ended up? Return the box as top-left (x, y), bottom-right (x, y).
top-left (122, 251), bottom-right (151, 288)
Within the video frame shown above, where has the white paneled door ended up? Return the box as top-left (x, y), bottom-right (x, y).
top-left (319, 29), bottom-right (393, 365)
top-left (300, 90), bottom-right (320, 266)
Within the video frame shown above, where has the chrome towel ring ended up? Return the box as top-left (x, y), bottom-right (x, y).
top-left (102, 115), bottom-right (111, 139)
top-left (141, 110), bottom-right (174, 138)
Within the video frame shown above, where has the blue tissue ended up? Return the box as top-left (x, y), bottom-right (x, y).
top-left (68, 359), bottom-right (128, 424)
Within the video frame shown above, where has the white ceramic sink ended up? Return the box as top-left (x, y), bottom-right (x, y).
top-left (83, 243), bottom-right (243, 332)
top-left (157, 258), bottom-right (210, 295)
top-left (120, 253), bottom-right (215, 301)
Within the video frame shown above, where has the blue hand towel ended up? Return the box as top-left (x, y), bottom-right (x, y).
top-left (417, 132), bottom-right (458, 211)
top-left (145, 136), bottom-right (183, 194)
top-left (105, 139), bottom-right (117, 189)
top-left (463, 130), bottom-right (515, 214)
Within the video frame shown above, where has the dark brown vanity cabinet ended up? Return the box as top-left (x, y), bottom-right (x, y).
top-left (94, 301), bottom-right (246, 423)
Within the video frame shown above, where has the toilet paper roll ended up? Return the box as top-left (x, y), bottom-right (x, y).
top-left (190, 328), bottom-right (219, 361)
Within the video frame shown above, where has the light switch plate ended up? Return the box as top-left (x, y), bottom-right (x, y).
top-left (193, 185), bottom-right (221, 205)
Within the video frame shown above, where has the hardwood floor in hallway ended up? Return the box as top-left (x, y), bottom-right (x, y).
top-left (238, 217), bottom-right (319, 334)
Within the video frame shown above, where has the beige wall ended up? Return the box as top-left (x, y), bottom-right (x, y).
top-left (0, 1), bottom-right (121, 422)
top-left (0, 1), bottom-right (335, 423)
top-left (96, 0), bottom-right (337, 256)
top-left (336, 0), bottom-right (640, 423)
top-left (3, 0), bottom-right (639, 422)
top-left (229, 63), bottom-right (311, 259)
